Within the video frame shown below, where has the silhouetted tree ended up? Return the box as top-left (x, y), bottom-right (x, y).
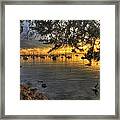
top-left (20, 20), bottom-right (100, 65)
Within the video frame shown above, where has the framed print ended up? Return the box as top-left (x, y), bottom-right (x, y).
top-left (0, 0), bottom-right (119, 119)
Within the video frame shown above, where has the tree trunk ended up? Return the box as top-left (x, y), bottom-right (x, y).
top-left (89, 38), bottom-right (96, 65)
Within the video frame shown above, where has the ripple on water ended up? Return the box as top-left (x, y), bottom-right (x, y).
top-left (20, 59), bottom-right (100, 100)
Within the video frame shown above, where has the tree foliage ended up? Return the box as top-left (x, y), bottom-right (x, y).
top-left (20, 20), bottom-right (100, 64)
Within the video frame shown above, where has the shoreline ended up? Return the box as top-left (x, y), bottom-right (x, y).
top-left (20, 84), bottom-right (48, 100)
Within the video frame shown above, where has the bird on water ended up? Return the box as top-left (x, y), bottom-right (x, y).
top-left (92, 83), bottom-right (99, 95)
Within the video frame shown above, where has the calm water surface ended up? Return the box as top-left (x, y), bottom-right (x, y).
top-left (20, 56), bottom-right (100, 100)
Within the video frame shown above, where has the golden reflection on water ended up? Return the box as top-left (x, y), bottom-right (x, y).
top-left (20, 44), bottom-right (100, 70)
top-left (20, 53), bottom-right (100, 70)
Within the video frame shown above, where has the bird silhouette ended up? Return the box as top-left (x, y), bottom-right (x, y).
top-left (92, 83), bottom-right (99, 95)
top-left (38, 80), bottom-right (43, 83)
top-left (41, 83), bottom-right (47, 88)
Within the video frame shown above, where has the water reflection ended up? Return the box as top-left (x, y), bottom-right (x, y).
top-left (20, 53), bottom-right (100, 100)
top-left (20, 53), bottom-right (100, 68)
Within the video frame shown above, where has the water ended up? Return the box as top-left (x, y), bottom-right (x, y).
top-left (20, 56), bottom-right (100, 100)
